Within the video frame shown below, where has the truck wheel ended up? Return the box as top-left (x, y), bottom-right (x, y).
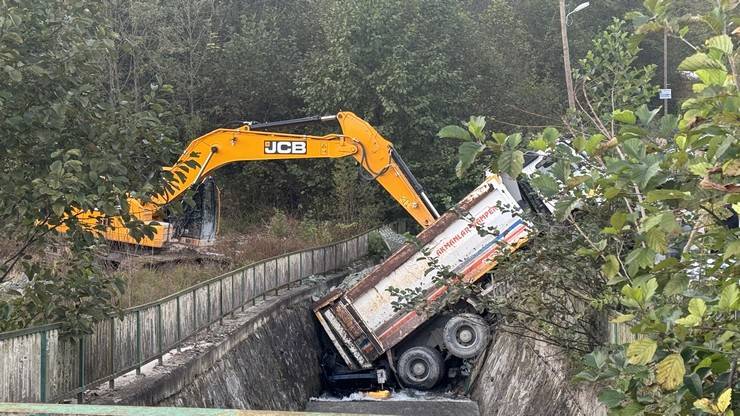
top-left (443, 313), bottom-right (489, 359)
top-left (397, 346), bottom-right (444, 390)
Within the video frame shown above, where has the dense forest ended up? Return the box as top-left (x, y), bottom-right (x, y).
top-left (4, 0), bottom-right (683, 228)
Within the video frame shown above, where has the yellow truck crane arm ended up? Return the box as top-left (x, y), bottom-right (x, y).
top-left (83, 111), bottom-right (440, 248)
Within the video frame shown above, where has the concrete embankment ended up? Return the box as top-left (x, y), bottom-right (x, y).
top-left (471, 331), bottom-right (605, 416)
top-left (90, 271), bottom-right (355, 411)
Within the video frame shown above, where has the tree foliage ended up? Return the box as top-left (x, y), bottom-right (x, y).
top-left (440, 1), bottom-right (739, 414)
top-left (0, 0), bottom-right (180, 335)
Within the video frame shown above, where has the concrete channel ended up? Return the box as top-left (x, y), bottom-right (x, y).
top-left (68, 261), bottom-right (605, 416)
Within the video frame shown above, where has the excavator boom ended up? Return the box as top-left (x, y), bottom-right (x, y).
top-left (74, 112), bottom-right (439, 248)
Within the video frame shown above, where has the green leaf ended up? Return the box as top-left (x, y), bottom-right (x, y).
top-left (656, 354), bottom-right (685, 390)
top-left (646, 189), bottom-right (690, 202)
top-left (610, 212), bottom-right (628, 230)
top-left (438, 125), bottom-right (471, 141)
top-left (505, 133), bottom-right (522, 149)
top-left (688, 298), bottom-right (706, 317)
top-left (554, 197), bottom-right (579, 221)
top-left (528, 137), bottom-right (548, 151)
top-left (678, 53), bottom-right (726, 71)
top-left (635, 104), bottom-right (660, 125)
top-left (464, 116), bottom-right (486, 141)
top-left (455, 142), bottom-right (485, 177)
top-left (625, 247), bottom-right (655, 270)
top-left (645, 228), bottom-right (667, 253)
top-left (613, 109), bottom-right (637, 124)
top-left (695, 69), bottom-right (728, 86)
top-left (685, 373), bottom-right (703, 398)
top-left (626, 339), bottom-right (657, 365)
top-left (622, 138), bottom-right (645, 159)
top-left (706, 34), bottom-right (733, 55)
top-left (610, 313), bottom-right (635, 324)
top-left (718, 283), bottom-right (738, 311)
top-left (584, 349), bottom-right (608, 369)
top-left (643, 278), bottom-right (658, 302)
top-left (573, 370), bottom-right (599, 382)
top-left (675, 314), bottom-right (701, 327)
top-left (530, 174), bottom-right (559, 198)
top-left (688, 162), bottom-right (712, 176)
top-left (52, 202), bottom-right (65, 217)
top-left (598, 389), bottom-right (626, 408)
top-left (582, 134), bottom-right (604, 155)
top-left (551, 160), bottom-right (571, 182)
top-left (693, 388), bottom-right (732, 414)
top-left (602, 255), bottom-right (620, 279)
top-left (663, 275), bottom-right (689, 296)
top-left (642, 212), bottom-right (679, 233)
top-left (498, 149), bottom-right (524, 178)
top-left (605, 187), bottom-right (621, 199)
top-left (724, 241), bottom-right (740, 260)
top-left (542, 127), bottom-right (559, 143)
top-left (621, 285), bottom-right (644, 308)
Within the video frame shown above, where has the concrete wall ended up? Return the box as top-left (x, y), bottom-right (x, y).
top-left (471, 332), bottom-right (605, 416)
top-left (91, 277), bottom-right (343, 411)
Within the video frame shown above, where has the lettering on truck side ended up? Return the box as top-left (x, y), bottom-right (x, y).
top-left (434, 205), bottom-right (498, 257)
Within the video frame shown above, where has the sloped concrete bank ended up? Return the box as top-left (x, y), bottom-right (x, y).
top-left (470, 331), bottom-right (605, 416)
top-left (90, 270), bottom-right (355, 411)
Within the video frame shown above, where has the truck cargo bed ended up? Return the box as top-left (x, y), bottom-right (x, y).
top-left (314, 175), bottom-right (529, 369)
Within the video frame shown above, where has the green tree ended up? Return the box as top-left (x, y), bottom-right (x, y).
top-left (297, 0), bottom-right (480, 215)
top-left (0, 0), bottom-right (180, 335)
top-left (573, 19), bottom-right (659, 123)
top-left (440, 1), bottom-right (738, 413)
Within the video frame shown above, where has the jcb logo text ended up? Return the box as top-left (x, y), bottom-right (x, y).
top-left (264, 141), bottom-right (307, 154)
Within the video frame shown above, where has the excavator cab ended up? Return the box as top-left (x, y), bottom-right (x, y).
top-left (167, 176), bottom-right (219, 247)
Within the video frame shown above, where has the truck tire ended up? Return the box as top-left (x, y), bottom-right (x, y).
top-left (397, 346), bottom-right (444, 390)
top-left (443, 313), bottom-right (489, 359)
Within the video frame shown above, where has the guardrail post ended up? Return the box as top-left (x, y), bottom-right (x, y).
top-left (206, 284), bottom-right (211, 325)
top-left (157, 304), bottom-right (164, 365)
top-left (40, 330), bottom-right (47, 402)
top-left (192, 290), bottom-right (197, 331)
top-left (77, 337), bottom-right (85, 403)
top-left (262, 262), bottom-right (267, 301)
top-left (252, 269), bottom-right (257, 306)
top-left (273, 259), bottom-right (279, 295)
top-left (218, 279), bottom-right (224, 325)
top-left (241, 271), bottom-right (246, 312)
top-left (231, 273), bottom-right (236, 315)
top-left (176, 296), bottom-right (182, 352)
top-left (287, 256), bottom-right (292, 289)
top-left (109, 318), bottom-right (115, 388)
top-left (135, 310), bottom-right (142, 375)
top-left (299, 251), bottom-right (303, 286)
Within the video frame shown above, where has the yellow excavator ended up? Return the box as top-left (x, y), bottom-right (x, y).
top-left (67, 112), bottom-right (440, 251)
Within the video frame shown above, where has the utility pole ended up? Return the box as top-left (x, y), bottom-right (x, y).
top-left (559, 0), bottom-right (576, 111)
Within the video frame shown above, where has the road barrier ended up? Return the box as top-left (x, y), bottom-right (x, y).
top-left (0, 231), bottom-right (371, 403)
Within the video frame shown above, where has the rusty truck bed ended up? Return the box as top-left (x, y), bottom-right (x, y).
top-left (313, 175), bottom-right (529, 369)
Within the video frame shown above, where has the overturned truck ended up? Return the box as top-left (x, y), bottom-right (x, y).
top-left (314, 171), bottom-right (550, 389)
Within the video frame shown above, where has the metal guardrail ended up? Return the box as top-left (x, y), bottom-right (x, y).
top-left (0, 230), bottom-right (372, 404)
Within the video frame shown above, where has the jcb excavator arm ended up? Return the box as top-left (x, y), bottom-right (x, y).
top-left (81, 112), bottom-right (439, 248)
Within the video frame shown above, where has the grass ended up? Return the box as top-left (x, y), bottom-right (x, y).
top-left (115, 210), bottom-right (374, 308)
top-left (117, 262), bottom-right (229, 308)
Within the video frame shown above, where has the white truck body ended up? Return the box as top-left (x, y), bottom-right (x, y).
top-left (314, 174), bottom-right (531, 369)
